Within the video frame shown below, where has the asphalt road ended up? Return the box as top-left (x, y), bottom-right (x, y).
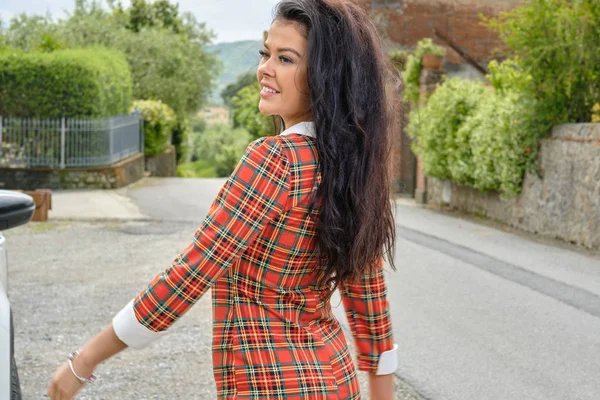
top-left (7, 177), bottom-right (600, 399)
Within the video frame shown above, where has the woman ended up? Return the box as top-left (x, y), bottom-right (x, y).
top-left (48, 0), bottom-right (399, 398)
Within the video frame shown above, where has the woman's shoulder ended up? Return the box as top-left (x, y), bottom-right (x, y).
top-left (258, 134), bottom-right (318, 165)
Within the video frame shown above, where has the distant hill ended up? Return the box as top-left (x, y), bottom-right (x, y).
top-left (207, 40), bottom-right (262, 104)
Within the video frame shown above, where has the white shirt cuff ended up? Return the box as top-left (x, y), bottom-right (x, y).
top-left (112, 299), bottom-right (168, 349)
top-left (376, 343), bottom-right (398, 375)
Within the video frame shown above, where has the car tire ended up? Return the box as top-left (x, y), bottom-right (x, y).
top-left (11, 357), bottom-right (22, 400)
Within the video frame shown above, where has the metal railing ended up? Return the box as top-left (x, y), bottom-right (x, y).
top-left (0, 111), bottom-right (142, 168)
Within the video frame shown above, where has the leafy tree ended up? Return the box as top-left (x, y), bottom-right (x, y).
top-left (3, 0), bottom-right (220, 162)
top-left (4, 13), bottom-right (61, 52)
top-left (4, 0), bottom-right (219, 118)
top-left (221, 72), bottom-right (256, 109)
top-left (487, 0), bottom-right (600, 123)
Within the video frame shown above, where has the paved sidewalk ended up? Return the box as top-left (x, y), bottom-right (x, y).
top-left (49, 188), bottom-right (147, 220)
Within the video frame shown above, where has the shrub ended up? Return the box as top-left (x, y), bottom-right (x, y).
top-left (195, 124), bottom-right (252, 177)
top-left (0, 47), bottom-right (132, 118)
top-left (487, 0), bottom-right (600, 123)
top-left (465, 90), bottom-right (544, 196)
top-left (410, 60), bottom-right (548, 197)
top-left (407, 78), bottom-right (487, 183)
top-left (130, 100), bottom-right (176, 157)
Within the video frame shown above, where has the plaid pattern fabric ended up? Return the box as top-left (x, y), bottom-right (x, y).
top-left (132, 134), bottom-right (395, 399)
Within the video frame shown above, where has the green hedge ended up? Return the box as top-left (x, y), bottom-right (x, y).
top-left (0, 47), bottom-right (132, 118)
top-left (131, 100), bottom-right (175, 157)
top-left (408, 64), bottom-right (546, 197)
top-left (408, 78), bottom-right (487, 184)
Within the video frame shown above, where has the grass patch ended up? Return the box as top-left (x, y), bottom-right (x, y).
top-left (177, 159), bottom-right (218, 178)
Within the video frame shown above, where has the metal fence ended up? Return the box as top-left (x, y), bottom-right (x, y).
top-left (0, 111), bottom-right (142, 168)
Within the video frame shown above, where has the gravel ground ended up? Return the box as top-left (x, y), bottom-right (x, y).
top-left (7, 220), bottom-right (423, 400)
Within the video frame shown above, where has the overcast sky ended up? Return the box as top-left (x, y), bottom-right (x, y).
top-left (0, 0), bottom-right (281, 43)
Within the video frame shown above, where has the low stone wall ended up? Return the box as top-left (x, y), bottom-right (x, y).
top-left (427, 123), bottom-right (600, 249)
top-left (145, 145), bottom-right (176, 177)
top-left (0, 153), bottom-right (145, 190)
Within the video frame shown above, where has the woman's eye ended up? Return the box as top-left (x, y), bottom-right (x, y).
top-left (279, 56), bottom-right (292, 64)
top-left (259, 50), bottom-right (269, 58)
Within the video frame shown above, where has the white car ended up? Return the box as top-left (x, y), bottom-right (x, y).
top-left (0, 190), bottom-right (35, 400)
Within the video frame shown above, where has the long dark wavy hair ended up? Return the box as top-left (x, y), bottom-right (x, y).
top-left (273, 0), bottom-right (399, 284)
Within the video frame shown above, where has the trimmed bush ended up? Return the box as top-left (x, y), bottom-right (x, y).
top-left (407, 78), bottom-right (487, 184)
top-left (465, 90), bottom-right (543, 196)
top-left (409, 61), bottom-right (547, 197)
top-left (131, 100), bottom-right (176, 157)
top-left (0, 47), bottom-right (132, 118)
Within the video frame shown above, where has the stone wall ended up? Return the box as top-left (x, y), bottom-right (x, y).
top-left (427, 124), bottom-right (600, 249)
top-left (145, 145), bottom-right (177, 177)
top-left (0, 153), bottom-right (145, 190)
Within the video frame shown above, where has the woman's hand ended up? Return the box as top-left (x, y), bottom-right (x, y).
top-left (47, 359), bottom-right (90, 400)
top-left (47, 323), bottom-right (127, 399)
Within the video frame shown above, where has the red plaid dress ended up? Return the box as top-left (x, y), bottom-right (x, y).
top-left (113, 128), bottom-right (396, 399)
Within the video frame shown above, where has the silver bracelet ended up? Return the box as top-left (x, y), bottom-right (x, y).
top-left (67, 350), bottom-right (97, 384)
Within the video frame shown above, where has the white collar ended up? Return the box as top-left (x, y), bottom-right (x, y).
top-left (279, 121), bottom-right (316, 138)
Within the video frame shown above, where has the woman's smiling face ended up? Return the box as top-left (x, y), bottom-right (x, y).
top-left (257, 19), bottom-right (312, 128)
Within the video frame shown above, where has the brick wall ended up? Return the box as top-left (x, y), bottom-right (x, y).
top-left (351, 0), bottom-right (522, 64)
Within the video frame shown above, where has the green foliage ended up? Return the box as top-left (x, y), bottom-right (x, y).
top-left (407, 78), bottom-right (487, 183)
top-left (416, 38), bottom-right (445, 56)
top-left (592, 104), bottom-right (600, 123)
top-left (401, 38), bottom-right (446, 104)
top-left (465, 89), bottom-right (544, 196)
top-left (194, 124), bottom-right (252, 177)
top-left (409, 65), bottom-right (547, 197)
top-left (0, 47), bottom-right (132, 118)
top-left (402, 54), bottom-right (422, 104)
top-left (4, 13), bottom-right (59, 52)
top-left (487, 57), bottom-right (534, 95)
top-left (176, 159), bottom-right (217, 178)
top-left (118, 0), bottom-right (183, 34)
top-left (4, 0), bottom-right (219, 118)
top-left (487, 0), bottom-right (600, 123)
top-left (221, 72), bottom-right (257, 108)
top-left (131, 99), bottom-right (175, 157)
top-left (231, 82), bottom-right (275, 139)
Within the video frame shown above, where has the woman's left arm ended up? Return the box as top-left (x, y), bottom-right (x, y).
top-left (339, 257), bottom-right (397, 399)
top-left (114, 136), bottom-right (291, 348)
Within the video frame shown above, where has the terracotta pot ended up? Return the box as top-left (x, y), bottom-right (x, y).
top-left (422, 54), bottom-right (443, 70)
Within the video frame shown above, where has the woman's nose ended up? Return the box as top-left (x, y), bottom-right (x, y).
top-left (258, 59), bottom-right (275, 78)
